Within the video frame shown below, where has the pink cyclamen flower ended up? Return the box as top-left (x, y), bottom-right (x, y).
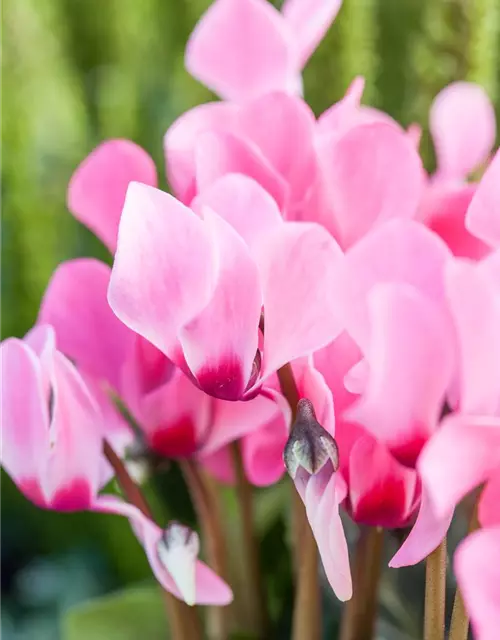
top-left (0, 325), bottom-right (232, 606)
top-left (186, 0), bottom-right (343, 103)
top-left (108, 176), bottom-right (343, 401)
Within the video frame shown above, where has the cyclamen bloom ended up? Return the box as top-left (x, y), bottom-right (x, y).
top-left (0, 326), bottom-right (232, 606)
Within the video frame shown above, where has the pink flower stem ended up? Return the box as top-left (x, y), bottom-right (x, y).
top-left (277, 363), bottom-right (321, 640)
top-left (424, 538), bottom-right (447, 640)
top-left (180, 458), bottom-right (229, 640)
top-left (339, 526), bottom-right (384, 640)
top-left (103, 440), bottom-right (202, 639)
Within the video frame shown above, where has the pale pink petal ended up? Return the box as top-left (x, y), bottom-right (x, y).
top-left (348, 435), bottom-right (418, 528)
top-left (389, 486), bottom-right (453, 567)
top-left (237, 92), bottom-right (316, 204)
top-left (479, 249), bottom-right (500, 292)
top-left (198, 447), bottom-right (235, 484)
top-left (179, 210), bottom-right (262, 400)
top-left (446, 259), bottom-right (500, 415)
top-left (257, 222), bottom-right (344, 378)
top-left (39, 259), bottom-right (133, 393)
top-left (68, 140), bottom-right (157, 253)
top-left (465, 150), bottom-right (500, 248)
top-left (292, 357), bottom-right (335, 435)
top-left (195, 131), bottom-right (288, 211)
top-left (346, 284), bottom-right (453, 466)
top-left (109, 183), bottom-right (215, 359)
top-left (282, 0), bottom-right (342, 66)
top-left (316, 77), bottom-right (365, 139)
top-left (319, 122), bottom-right (424, 248)
top-left (0, 338), bottom-right (49, 504)
top-left (479, 471), bottom-right (500, 528)
top-left (164, 102), bottom-right (239, 204)
top-left (430, 82), bottom-right (496, 181)
top-left (45, 351), bottom-right (103, 509)
top-left (192, 173), bottom-right (283, 255)
top-left (186, 0), bottom-right (298, 103)
top-left (407, 123), bottom-right (422, 148)
top-left (455, 526), bottom-right (500, 640)
top-left (23, 324), bottom-right (56, 399)
top-left (419, 414), bottom-right (500, 518)
top-left (331, 219), bottom-right (452, 352)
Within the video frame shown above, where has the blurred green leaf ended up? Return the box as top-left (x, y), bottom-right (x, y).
top-left (62, 585), bottom-right (168, 640)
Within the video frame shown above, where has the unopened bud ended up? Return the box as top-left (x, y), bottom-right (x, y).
top-left (283, 399), bottom-right (339, 479)
top-left (157, 523), bottom-right (200, 605)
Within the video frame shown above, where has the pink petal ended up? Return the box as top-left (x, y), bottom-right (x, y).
top-left (479, 471), bottom-right (500, 528)
top-left (346, 283), bottom-right (453, 466)
top-left (281, 0), bottom-right (342, 66)
top-left (179, 210), bottom-right (262, 400)
top-left (39, 259), bottom-right (133, 394)
top-left (316, 77), bottom-right (365, 138)
top-left (195, 131), bottom-right (288, 212)
top-left (446, 259), bottom-right (500, 415)
top-left (237, 92), bottom-right (317, 204)
top-left (68, 140), bottom-right (157, 253)
top-left (389, 486), bottom-right (453, 567)
top-left (331, 219), bottom-right (452, 352)
top-left (185, 0), bottom-right (297, 102)
top-left (455, 526), bottom-right (500, 640)
top-left (465, 149), bottom-right (500, 248)
top-left (430, 82), bottom-right (496, 181)
top-left (0, 338), bottom-right (49, 504)
top-left (198, 447), bottom-right (235, 484)
top-left (192, 173), bottom-right (283, 255)
top-left (419, 414), bottom-right (500, 518)
top-left (109, 183), bottom-right (215, 359)
top-left (257, 222), bottom-right (344, 378)
top-left (348, 435), bottom-right (418, 528)
top-left (164, 102), bottom-right (239, 204)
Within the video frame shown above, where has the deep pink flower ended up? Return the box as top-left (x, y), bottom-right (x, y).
top-left (0, 326), bottom-right (232, 606)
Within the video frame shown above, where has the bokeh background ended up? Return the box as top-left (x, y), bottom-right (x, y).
top-left (2, 1), bottom-right (499, 638)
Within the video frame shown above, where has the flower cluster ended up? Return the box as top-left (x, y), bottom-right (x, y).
top-left (2, 0), bottom-right (499, 637)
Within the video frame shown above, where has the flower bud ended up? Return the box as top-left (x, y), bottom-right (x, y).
top-left (283, 398), bottom-right (339, 479)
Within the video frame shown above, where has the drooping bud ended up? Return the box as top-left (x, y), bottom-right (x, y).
top-left (283, 399), bottom-right (339, 479)
top-left (157, 522), bottom-right (200, 605)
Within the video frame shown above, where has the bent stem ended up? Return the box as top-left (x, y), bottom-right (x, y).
top-left (103, 440), bottom-right (202, 640)
top-left (424, 538), bottom-right (447, 640)
top-left (277, 362), bottom-right (322, 640)
top-left (339, 526), bottom-right (384, 640)
top-left (231, 442), bottom-right (268, 638)
top-left (181, 458), bottom-right (229, 640)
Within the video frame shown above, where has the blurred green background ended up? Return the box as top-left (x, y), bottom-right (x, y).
top-left (2, 0), bottom-right (499, 638)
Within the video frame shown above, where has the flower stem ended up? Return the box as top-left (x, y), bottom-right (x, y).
top-left (424, 538), bottom-right (447, 640)
top-left (277, 362), bottom-right (322, 640)
top-left (231, 442), bottom-right (268, 638)
top-left (339, 526), bottom-right (384, 640)
top-left (103, 440), bottom-right (202, 640)
top-left (181, 458), bottom-right (229, 640)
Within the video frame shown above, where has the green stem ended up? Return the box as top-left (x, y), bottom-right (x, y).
top-left (424, 539), bottom-right (447, 640)
top-left (339, 527), bottom-right (384, 640)
top-left (103, 440), bottom-right (202, 640)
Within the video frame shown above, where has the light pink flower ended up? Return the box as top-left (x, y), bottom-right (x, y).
top-left (0, 325), bottom-right (232, 606)
top-left (108, 176), bottom-right (343, 401)
top-left (186, 0), bottom-right (343, 103)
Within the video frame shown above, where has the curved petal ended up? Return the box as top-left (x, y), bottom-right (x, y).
top-left (258, 222), bottom-right (344, 378)
top-left (446, 259), bottom-right (500, 415)
top-left (192, 173), bottom-right (283, 255)
top-left (164, 102), bottom-right (239, 204)
top-left (179, 210), bottom-right (262, 401)
top-left (39, 259), bottom-right (133, 394)
top-left (479, 471), bottom-right (500, 528)
top-left (331, 219), bottom-right (452, 352)
top-left (109, 183), bottom-right (215, 359)
top-left (185, 0), bottom-right (297, 102)
top-left (418, 414), bottom-right (500, 518)
top-left (454, 526), bottom-right (500, 640)
top-left (389, 486), bottom-right (453, 567)
top-left (195, 131), bottom-right (288, 212)
top-left (0, 338), bottom-right (49, 504)
top-left (430, 82), bottom-right (496, 181)
top-left (316, 77), bottom-right (365, 138)
top-left (319, 122), bottom-right (424, 248)
top-left (68, 140), bottom-right (157, 253)
top-left (282, 0), bottom-right (342, 67)
top-left (465, 150), bottom-right (500, 248)
top-left (346, 284), bottom-right (453, 466)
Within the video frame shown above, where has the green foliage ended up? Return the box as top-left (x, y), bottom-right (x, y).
top-left (62, 585), bottom-right (168, 640)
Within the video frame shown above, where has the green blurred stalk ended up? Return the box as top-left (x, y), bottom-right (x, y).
top-left (465, 0), bottom-right (499, 100)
